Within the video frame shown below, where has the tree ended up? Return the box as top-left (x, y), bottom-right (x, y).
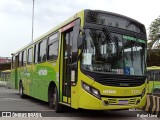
top-left (147, 16), bottom-right (160, 66)
top-left (148, 16), bottom-right (160, 49)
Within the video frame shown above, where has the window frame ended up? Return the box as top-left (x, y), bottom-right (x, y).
top-left (47, 32), bottom-right (59, 61)
top-left (38, 39), bottom-right (47, 63)
top-left (18, 52), bottom-right (22, 67)
top-left (22, 50), bottom-right (27, 66)
top-left (27, 47), bottom-right (33, 65)
top-left (12, 56), bottom-right (15, 69)
top-left (34, 44), bottom-right (38, 64)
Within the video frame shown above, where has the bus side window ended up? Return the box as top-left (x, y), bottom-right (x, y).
top-left (155, 72), bottom-right (160, 81)
top-left (12, 56), bottom-right (15, 69)
top-left (22, 50), bottom-right (27, 66)
top-left (18, 52), bottom-right (22, 67)
top-left (38, 39), bottom-right (47, 62)
top-left (151, 72), bottom-right (154, 81)
top-left (47, 33), bottom-right (59, 60)
top-left (28, 48), bottom-right (33, 65)
top-left (34, 44), bottom-right (38, 64)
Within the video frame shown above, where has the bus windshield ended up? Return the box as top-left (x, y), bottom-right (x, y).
top-left (81, 29), bottom-right (146, 75)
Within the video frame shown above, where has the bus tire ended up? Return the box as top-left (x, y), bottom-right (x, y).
top-left (49, 86), bottom-right (64, 113)
top-left (19, 82), bottom-right (25, 98)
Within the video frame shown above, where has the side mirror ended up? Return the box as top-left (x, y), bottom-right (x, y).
top-left (73, 19), bottom-right (85, 49)
top-left (77, 34), bottom-right (85, 48)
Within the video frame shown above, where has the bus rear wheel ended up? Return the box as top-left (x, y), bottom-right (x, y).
top-left (49, 86), bottom-right (64, 113)
top-left (19, 82), bottom-right (25, 98)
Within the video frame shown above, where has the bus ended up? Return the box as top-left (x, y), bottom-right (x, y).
top-left (147, 66), bottom-right (160, 94)
top-left (0, 70), bottom-right (11, 82)
top-left (11, 9), bottom-right (147, 112)
top-left (0, 70), bottom-right (11, 88)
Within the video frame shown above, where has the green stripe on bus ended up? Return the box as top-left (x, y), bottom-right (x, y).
top-left (123, 35), bottom-right (146, 43)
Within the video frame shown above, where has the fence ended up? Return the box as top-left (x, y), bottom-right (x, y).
top-left (142, 94), bottom-right (160, 117)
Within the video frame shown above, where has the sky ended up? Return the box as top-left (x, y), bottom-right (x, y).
top-left (0, 0), bottom-right (160, 57)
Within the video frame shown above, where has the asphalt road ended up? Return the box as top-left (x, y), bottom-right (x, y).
top-left (0, 86), bottom-right (159, 120)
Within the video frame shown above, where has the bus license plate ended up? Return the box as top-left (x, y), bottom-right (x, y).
top-left (118, 100), bottom-right (129, 105)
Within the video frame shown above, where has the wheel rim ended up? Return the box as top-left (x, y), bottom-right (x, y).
top-left (19, 85), bottom-right (22, 95)
top-left (53, 92), bottom-right (56, 108)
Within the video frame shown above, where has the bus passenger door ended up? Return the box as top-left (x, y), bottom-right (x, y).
top-left (62, 30), bottom-right (73, 104)
top-left (27, 47), bottom-right (33, 96)
top-left (60, 19), bottom-right (80, 105)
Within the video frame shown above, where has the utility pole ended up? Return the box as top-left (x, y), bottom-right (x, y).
top-left (31, 0), bottom-right (35, 42)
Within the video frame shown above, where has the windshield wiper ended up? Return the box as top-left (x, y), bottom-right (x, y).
top-left (103, 27), bottom-right (119, 59)
top-left (103, 27), bottom-right (115, 44)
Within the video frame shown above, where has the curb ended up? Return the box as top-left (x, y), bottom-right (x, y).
top-left (0, 81), bottom-right (7, 87)
top-left (143, 94), bottom-right (160, 117)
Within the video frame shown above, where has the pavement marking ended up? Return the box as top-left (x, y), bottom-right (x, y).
top-left (39, 110), bottom-right (55, 111)
top-left (0, 98), bottom-right (23, 101)
top-left (140, 117), bottom-right (147, 120)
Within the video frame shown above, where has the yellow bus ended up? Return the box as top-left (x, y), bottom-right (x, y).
top-left (11, 9), bottom-right (147, 112)
top-left (147, 66), bottom-right (160, 94)
top-left (0, 70), bottom-right (11, 81)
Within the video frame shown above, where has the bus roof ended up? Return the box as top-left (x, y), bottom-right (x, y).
top-left (147, 66), bottom-right (160, 70)
top-left (1, 70), bottom-right (11, 73)
top-left (11, 9), bottom-right (146, 56)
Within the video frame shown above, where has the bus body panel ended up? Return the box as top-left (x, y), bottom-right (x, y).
top-left (78, 89), bottom-right (146, 110)
top-left (17, 58), bottom-right (60, 102)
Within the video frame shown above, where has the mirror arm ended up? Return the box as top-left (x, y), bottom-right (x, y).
top-left (79, 27), bottom-right (85, 34)
top-left (78, 49), bottom-right (83, 60)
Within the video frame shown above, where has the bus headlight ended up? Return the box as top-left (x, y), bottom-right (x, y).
top-left (82, 81), bottom-right (101, 99)
top-left (91, 88), bottom-right (101, 99)
top-left (141, 88), bottom-right (146, 98)
top-left (82, 82), bottom-right (91, 93)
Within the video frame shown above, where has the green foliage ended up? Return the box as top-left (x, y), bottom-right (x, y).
top-left (148, 16), bottom-right (160, 49)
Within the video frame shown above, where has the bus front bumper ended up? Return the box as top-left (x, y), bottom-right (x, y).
top-left (78, 91), bottom-right (146, 110)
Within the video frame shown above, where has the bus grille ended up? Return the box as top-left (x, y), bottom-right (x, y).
top-left (81, 69), bottom-right (146, 87)
top-left (108, 98), bottom-right (136, 105)
top-left (129, 98), bottom-right (136, 104)
top-left (96, 76), bottom-right (146, 87)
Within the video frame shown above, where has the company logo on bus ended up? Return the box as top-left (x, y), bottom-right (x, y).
top-left (38, 69), bottom-right (47, 76)
top-left (103, 90), bottom-right (116, 94)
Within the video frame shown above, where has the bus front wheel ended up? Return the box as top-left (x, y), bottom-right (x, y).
top-left (49, 86), bottom-right (64, 113)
